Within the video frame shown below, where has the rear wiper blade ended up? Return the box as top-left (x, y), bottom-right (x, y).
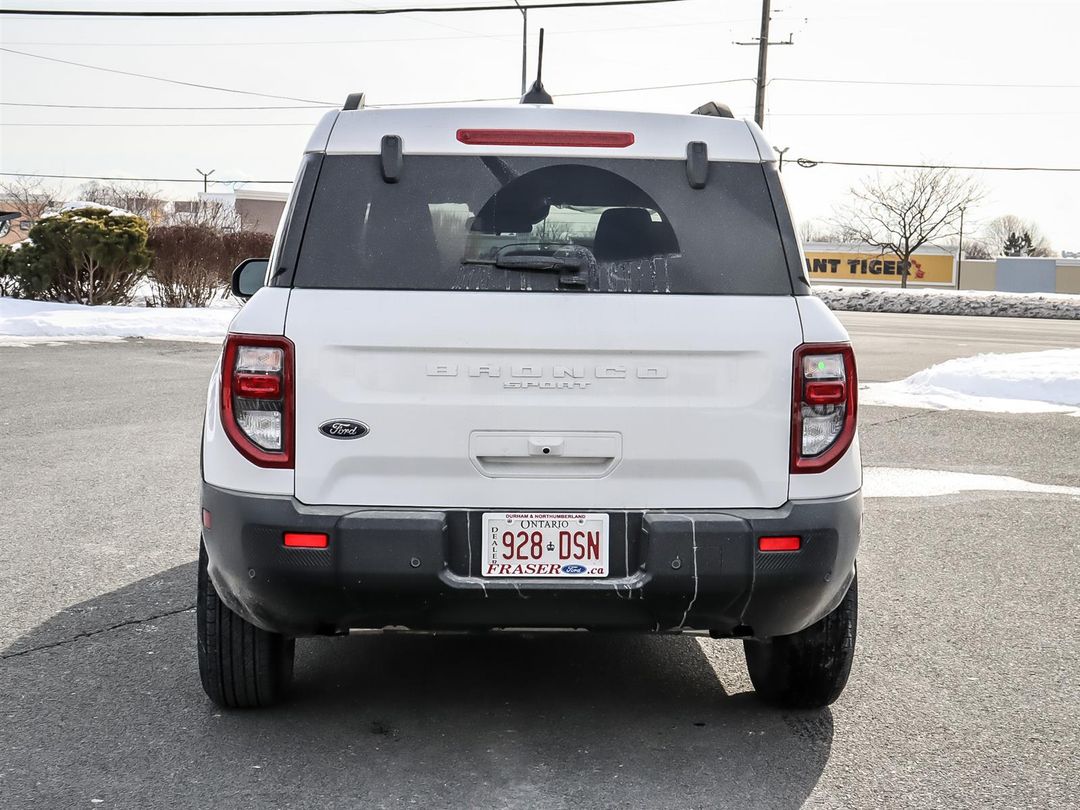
top-left (493, 254), bottom-right (583, 272)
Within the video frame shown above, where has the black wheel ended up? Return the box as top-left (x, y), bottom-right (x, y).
top-left (743, 569), bottom-right (857, 709)
top-left (197, 542), bottom-right (295, 709)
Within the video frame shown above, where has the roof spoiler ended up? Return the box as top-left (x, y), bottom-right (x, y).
top-left (343, 92), bottom-right (366, 111)
top-left (691, 101), bottom-right (734, 119)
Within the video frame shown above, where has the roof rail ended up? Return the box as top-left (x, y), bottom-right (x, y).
top-left (343, 92), bottom-right (366, 111)
top-left (691, 101), bottom-right (734, 119)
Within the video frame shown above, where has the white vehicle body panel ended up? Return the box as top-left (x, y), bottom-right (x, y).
top-left (789, 295), bottom-right (863, 499)
top-left (286, 290), bottom-right (803, 509)
top-left (227, 287), bottom-right (290, 336)
top-left (324, 107), bottom-right (764, 161)
top-left (202, 288), bottom-right (293, 495)
top-left (304, 110), bottom-right (339, 153)
top-left (202, 106), bottom-right (861, 509)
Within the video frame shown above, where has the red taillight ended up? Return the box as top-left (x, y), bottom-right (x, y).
top-left (283, 532), bottom-right (328, 549)
top-left (791, 343), bottom-right (857, 474)
top-left (234, 373), bottom-right (282, 399)
top-left (759, 536), bottom-right (801, 552)
top-left (805, 381), bottom-right (846, 406)
top-left (455, 128), bottom-right (635, 148)
top-left (221, 333), bottom-right (294, 469)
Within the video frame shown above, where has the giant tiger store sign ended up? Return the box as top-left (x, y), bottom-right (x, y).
top-left (804, 250), bottom-right (955, 286)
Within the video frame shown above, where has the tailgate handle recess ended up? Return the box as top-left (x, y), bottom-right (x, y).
top-left (470, 432), bottom-right (621, 479)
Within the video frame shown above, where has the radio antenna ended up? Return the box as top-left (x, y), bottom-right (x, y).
top-left (520, 27), bottom-right (553, 105)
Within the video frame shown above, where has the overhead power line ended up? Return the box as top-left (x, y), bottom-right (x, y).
top-left (793, 159), bottom-right (1080, 173)
top-left (2, 122), bottom-right (318, 128)
top-left (0, 171), bottom-right (293, 184)
top-left (1, 102), bottom-right (329, 110)
top-left (8, 17), bottom-right (771, 47)
top-left (2, 1), bottom-right (692, 17)
top-left (772, 76), bottom-right (1080, 90)
top-left (0, 77), bottom-right (756, 116)
top-left (4, 158), bottom-right (1080, 189)
top-left (0, 46), bottom-right (334, 104)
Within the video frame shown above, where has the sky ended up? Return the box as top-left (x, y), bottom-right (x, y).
top-left (1, 0), bottom-right (1078, 252)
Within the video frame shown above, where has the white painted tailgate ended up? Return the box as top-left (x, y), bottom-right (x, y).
top-left (286, 290), bottom-right (799, 509)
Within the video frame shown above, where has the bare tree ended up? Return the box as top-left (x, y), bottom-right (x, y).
top-left (981, 214), bottom-right (1053, 257)
top-left (834, 167), bottom-right (983, 288)
top-left (0, 175), bottom-right (65, 225)
top-left (76, 181), bottom-right (167, 223)
top-left (798, 219), bottom-right (859, 245)
top-left (185, 198), bottom-right (245, 233)
top-left (940, 238), bottom-right (993, 261)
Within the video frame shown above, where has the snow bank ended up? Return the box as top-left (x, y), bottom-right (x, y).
top-left (862, 348), bottom-right (1080, 415)
top-left (816, 285), bottom-right (1080, 320)
top-left (0, 297), bottom-right (235, 343)
top-left (864, 467), bottom-right (1080, 498)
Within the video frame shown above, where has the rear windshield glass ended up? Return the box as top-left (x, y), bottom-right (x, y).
top-left (293, 155), bottom-right (792, 294)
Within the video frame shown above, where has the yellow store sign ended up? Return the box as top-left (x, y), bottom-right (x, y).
top-left (804, 250), bottom-right (955, 286)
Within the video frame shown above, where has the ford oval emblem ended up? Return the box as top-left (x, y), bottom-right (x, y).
top-left (561, 564), bottom-right (587, 574)
top-left (318, 419), bottom-right (370, 440)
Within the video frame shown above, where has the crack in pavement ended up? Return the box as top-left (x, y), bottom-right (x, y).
top-left (860, 408), bottom-right (942, 429)
top-left (0, 605), bottom-right (196, 661)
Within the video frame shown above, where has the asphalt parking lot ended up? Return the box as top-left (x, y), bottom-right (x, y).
top-left (2, 312), bottom-right (1079, 809)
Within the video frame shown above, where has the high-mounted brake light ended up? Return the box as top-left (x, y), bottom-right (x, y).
top-left (791, 343), bottom-right (857, 474)
top-left (455, 129), bottom-right (635, 148)
top-left (221, 333), bottom-right (294, 469)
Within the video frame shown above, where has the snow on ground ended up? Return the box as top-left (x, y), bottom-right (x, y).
top-left (862, 348), bottom-right (1080, 416)
top-left (0, 296), bottom-right (235, 344)
top-left (864, 467), bottom-right (1080, 498)
top-left (816, 285), bottom-right (1080, 320)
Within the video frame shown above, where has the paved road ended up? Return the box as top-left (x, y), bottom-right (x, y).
top-left (837, 310), bottom-right (1080, 380)
top-left (2, 314), bottom-right (1079, 808)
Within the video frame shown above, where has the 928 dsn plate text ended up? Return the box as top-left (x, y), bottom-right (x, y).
top-left (482, 512), bottom-right (609, 577)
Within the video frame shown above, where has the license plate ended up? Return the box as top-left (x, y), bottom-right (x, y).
top-left (481, 512), bottom-right (609, 578)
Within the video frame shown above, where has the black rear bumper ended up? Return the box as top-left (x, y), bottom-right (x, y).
top-left (201, 484), bottom-right (860, 638)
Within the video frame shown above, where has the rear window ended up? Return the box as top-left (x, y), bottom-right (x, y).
top-left (293, 154), bottom-right (793, 295)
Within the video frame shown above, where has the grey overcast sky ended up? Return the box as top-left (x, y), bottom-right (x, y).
top-left (1, 0), bottom-right (1078, 250)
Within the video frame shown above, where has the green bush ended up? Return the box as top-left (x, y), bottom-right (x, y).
top-left (12, 207), bottom-right (152, 305)
top-left (0, 244), bottom-right (20, 297)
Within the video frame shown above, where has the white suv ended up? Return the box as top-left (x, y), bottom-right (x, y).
top-left (198, 98), bottom-right (861, 710)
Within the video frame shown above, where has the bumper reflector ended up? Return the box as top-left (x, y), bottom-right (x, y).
top-left (201, 509), bottom-right (212, 530)
top-left (284, 532), bottom-right (329, 549)
top-left (759, 535), bottom-right (801, 552)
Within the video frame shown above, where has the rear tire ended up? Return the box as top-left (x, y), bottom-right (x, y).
top-left (197, 541), bottom-right (295, 709)
top-left (743, 569), bottom-right (857, 709)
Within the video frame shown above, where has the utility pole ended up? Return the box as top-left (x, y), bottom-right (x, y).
top-left (754, 0), bottom-right (771, 128)
top-left (736, 1), bottom-right (793, 130)
top-left (513, 1), bottom-right (527, 96)
top-left (196, 168), bottom-right (215, 194)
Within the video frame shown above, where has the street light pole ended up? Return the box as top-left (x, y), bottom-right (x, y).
top-left (196, 168), bottom-right (215, 194)
top-left (956, 206), bottom-right (966, 290)
top-left (513, 1), bottom-right (527, 96)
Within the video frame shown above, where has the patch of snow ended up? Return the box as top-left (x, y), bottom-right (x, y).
top-left (129, 280), bottom-right (238, 310)
top-left (0, 296), bottom-right (234, 343)
top-left (815, 285), bottom-right (1080, 320)
top-left (52, 200), bottom-right (131, 216)
top-left (864, 467), bottom-right (1080, 498)
top-left (862, 349), bottom-right (1080, 416)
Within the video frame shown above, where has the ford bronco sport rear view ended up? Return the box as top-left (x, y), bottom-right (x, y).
top-left (198, 97), bottom-right (861, 710)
